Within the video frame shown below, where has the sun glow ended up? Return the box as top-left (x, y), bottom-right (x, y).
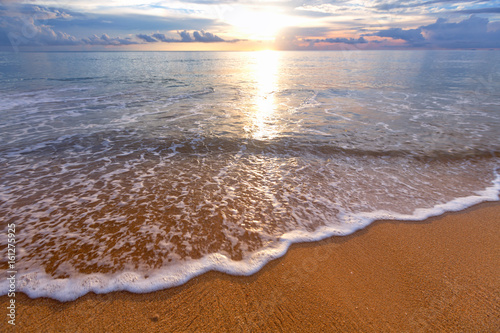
top-left (223, 7), bottom-right (295, 41)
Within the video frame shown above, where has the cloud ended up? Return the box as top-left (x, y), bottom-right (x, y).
top-left (136, 33), bottom-right (158, 43)
top-left (2, 21), bottom-right (139, 47)
top-left (276, 30), bottom-right (369, 50)
top-left (278, 26), bottom-right (333, 38)
top-left (457, 7), bottom-right (500, 14)
top-left (0, 3), bottom-right (227, 48)
top-left (151, 33), bottom-right (178, 42)
top-left (135, 30), bottom-right (234, 43)
top-left (82, 34), bottom-right (137, 46)
top-left (275, 25), bottom-right (369, 50)
top-left (1, 15), bottom-right (81, 47)
top-left (305, 37), bottom-right (368, 44)
top-left (0, 4), bottom-right (140, 48)
top-left (0, 3), bottom-right (235, 49)
top-left (2, 1), bottom-right (499, 50)
top-left (369, 27), bottom-right (425, 44)
top-left (370, 16), bottom-right (500, 48)
top-left (193, 30), bottom-right (224, 42)
top-left (179, 30), bottom-right (193, 42)
top-left (421, 15), bottom-right (500, 48)
top-left (292, 9), bottom-right (334, 18)
top-left (372, 0), bottom-right (491, 11)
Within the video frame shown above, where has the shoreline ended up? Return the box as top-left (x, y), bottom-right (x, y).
top-left (2, 201), bottom-right (499, 332)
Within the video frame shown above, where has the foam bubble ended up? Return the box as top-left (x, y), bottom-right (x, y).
top-left (1, 168), bottom-right (498, 302)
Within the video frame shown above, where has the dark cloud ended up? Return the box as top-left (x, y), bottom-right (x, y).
top-left (136, 30), bottom-right (234, 43)
top-left (151, 33), bottom-right (179, 43)
top-left (368, 27), bottom-right (425, 44)
top-left (193, 30), bottom-right (224, 42)
top-left (421, 15), bottom-right (500, 48)
top-left (136, 34), bottom-right (158, 43)
top-left (370, 16), bottom-right (500, 48)
top-left (178, 30), bottom-right (193, 42)
top-left (83, 34), bottom-right (138, 46)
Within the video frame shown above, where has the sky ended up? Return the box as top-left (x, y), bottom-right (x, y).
top-left (1, 0), bottom-right (500, 51)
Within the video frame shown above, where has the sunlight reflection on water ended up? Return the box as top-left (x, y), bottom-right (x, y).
top-left (248, 50), bottom-right (281, 140)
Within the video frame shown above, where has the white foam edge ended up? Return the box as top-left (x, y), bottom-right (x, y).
top-left (2, 172), bottom-right (499, 302)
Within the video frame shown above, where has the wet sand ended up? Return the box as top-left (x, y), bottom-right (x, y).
top-left (2, 201), bottom-right (499, 332)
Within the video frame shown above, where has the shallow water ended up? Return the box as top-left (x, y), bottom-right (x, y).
top-left (0, 50), bottom-right (499, 300)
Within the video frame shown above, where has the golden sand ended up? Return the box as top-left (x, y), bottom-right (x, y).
top-left (2, 202), bottom-right (499, 332)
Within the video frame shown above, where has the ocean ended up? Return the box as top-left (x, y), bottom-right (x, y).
top-left (0, 50), bottom-right (499, 301)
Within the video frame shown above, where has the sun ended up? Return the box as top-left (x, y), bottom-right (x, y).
top-left (223, 7), bottom-right (295, 41)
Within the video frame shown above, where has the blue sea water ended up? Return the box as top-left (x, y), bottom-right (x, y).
top-left (0, 50), bottom-right (499, 300)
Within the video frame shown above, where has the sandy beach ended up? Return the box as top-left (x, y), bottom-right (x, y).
top-left (2, 201), bottom-right (499, 332)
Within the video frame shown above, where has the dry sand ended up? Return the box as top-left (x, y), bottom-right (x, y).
top-left (2, 201), bottom-right (499, 332)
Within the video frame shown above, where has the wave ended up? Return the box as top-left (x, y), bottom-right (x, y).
top-left (1, 172), bottom-right (498, 302)
top-left (47, 77), bottom-right (105, 82)
top-left (2, 130), bottom-right (498, 161)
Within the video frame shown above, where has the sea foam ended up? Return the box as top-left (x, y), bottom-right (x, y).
top-left (2, 172), bottom-right (498, 302)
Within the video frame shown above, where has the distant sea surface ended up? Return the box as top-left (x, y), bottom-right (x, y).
top-left (1, 51), bottom-right (499, 301)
